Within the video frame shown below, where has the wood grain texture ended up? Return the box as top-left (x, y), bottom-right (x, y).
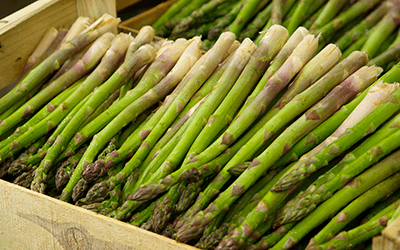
top-left (116, 0), bottom-right (143, 11)
top-left (373, 236), bottom-right (400, 250)
top-left (383, 217), bottom-right (400, 248)
top-left (0, 179), bottom-right (198, 250)
top-left (119, 0), bottom-right (178, 30)
top-left (0, 0), bottom-right (116, 91)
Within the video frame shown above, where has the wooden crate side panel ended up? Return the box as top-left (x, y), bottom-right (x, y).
top-left (119, 0), bottom-right (178, 30)
top-left (0, 180), bottom-right (198, 250)
top-left (116, 0), bottom-right (143, 11)
top-left (0, 0), bottom-right (116, 91)
top-left (373, 236), bottom-right (400, 250)
top-left (0, 0), bottom-right (78, 90)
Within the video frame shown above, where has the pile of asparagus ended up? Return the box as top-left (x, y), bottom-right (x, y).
top-left (2, 13), bottom-right (400, 250)
top-left (153, 0), bottom-right (400, 69)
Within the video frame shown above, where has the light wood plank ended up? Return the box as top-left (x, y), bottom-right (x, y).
top-left (76, 0), bottom-right (116, 20)
top-left (0, 179), bottom-right (198, 249)
top-left (119, 0), bottom-right (178, 30)
top-left (116, 0), bottom-right (143, 11)
top-left (373, 236), bottom-right (400, 250)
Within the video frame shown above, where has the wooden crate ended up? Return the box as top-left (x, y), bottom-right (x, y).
top-left (0, 1), bottom-right (197, 249)
top-left (119, 0), bottom-right (178, 33)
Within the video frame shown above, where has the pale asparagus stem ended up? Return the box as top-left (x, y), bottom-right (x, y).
top-left (252, 43), bottom-right (342, 129)
top-left (272, 80), bottom-right (394, 193)
top-left (0, 32), bottom-right (116, 139)
top-left (129, 38), bottom-right (257, 201)
top-left (32, 43), bottom-right (155, 195)
top-left (237, 27), bottom-right (310, 116)
top-left (19, 28), bottom-right (59, 79)
top-left (125, 26), bottom-right (155, 59)
top-left (273, 65), bottom-right (385, 192)
top-left (0, 14), bottom-right (120, 116)
top-left (185, 25), bottom-right (289, 163)
top-left (276, 81), bottom-right (400, 224)
top-left (81, 38), bottom-right (203, 182)
top-left (68, 38), bottom-right (192, 153)
top-left (222, 40), bottom-right (241, 62)
top-left (130, 34), bottom-right (319, 203)
top-left (49, 45), bottom-right (92, 83)
top-left (60, 16), bottom-right (93, 46)
top-left (177, 60), bottom-right (377, 244)
top-left (103, 33), bottom-right (236, 220)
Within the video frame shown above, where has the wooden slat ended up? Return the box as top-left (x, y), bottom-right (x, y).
top-left (0, 179), bottom-right (198, 249)
top-left (76, 0), bottom-right (116, 20)
top-left (0, 0), bottom-right (116, 91)
top-left (0, 0), bottom-right (77, 90)
top-left (373, 236), bottom-right (400, 250)
top-left (116, 0), bottom-right (143, 11)
top-left (119, 0), bottom-right (178, 30)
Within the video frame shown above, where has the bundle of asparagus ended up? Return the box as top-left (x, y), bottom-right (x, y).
top-left (151, 0), bottom-right (400, 71)
top-left (3, 13), bottom-right (400, 250)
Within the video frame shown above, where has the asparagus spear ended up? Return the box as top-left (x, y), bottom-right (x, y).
top-left (105, 34), bottom-right (236, 220)
top-left (59, 41), bottom-right (199, 200)
top-left (247, 223), bottom-right (296, 249)
top-left (315, 0), bottom-right (382, 44)
top-left (286, 0), bottom-right (328, 34)
top-left (0, 14), bottom-right (119, 115)
top-left (270, 0), bottom-right (285, 26)
top-left (29, 42), bottom-right (155, 193)
top-left (308, 168), bottom-right (400, 246)
top-left (228, 0), bottom-right (265, 37)
top-left (130, 34), bottom-right (319, 202)
top-left (309, 0), bottom-right (349, 31)
top-left (18, 28), bottom-right (59, 79)
top-left (239, 4), bottom-right (272, 41)
top-left (272, 80), bottom-right (394, 192)
top-left (55, 147), bottom-right (86, 191)
top-left (279, 110), bottom-right (400, 225)
top-left (271, 151), bottom-right (400, 249)
top-left (239, 27), bottom-right (309, 116)
top-left (361, 6), bottom-right (400, 58)
top-left (334, 1), bottom-right (392, 51)
top-left (65, 38), bottom-right (191, 154)
top-left (129, 201), bottom-right (156, 227)
top-left (186, 25), bottom-right (288, 165)
top-left (80, 38), bottom-right (202, 183)
top-left (307, 200), bottom-right (399, 250)
top-left (0, 32), bottom-right (116, 137)
top-left (63, 33), bottom-right (236, 204)
top-left (176, 63), bottom-right (379, 244)
top-left (152, 0), bottom-right (192, 29)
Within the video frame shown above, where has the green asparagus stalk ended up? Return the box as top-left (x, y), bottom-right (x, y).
top-left (0, 32), bottom-right (116, 137)
top-left (361, 7), bottom-right (400, 58)
top-left (176, 62), bottom-right (379, 244)
top-left (335, 2), bottom-right (393, 51)
top-left (287, 0), bottom-right (328, 34)
top-left (307, 200), bottom-right (399, 250)
top-left (301, 5), bottom-right (324, 30)
top-left (279, 110), bottom-right (400, 225)
top-left (368, 42), bottom-right (400, 67)
top-left (60, 40), bottom-right (199, 200)
top-left (240, 27), bottom-right (309, 115)
top-left (315, 0), bottom-right (382, 45)
top-left (29, 42), bottom-right (155, 193)
top-left (65, 38), bottom-right (191, 154)
top-left (228, 0), bottom-right (264, 36)
top-left (170, 0), bottom-right (232, 37)
top-left (152, 0), bottom-right (192, 29)
top-left (239, 4), bottom-right (273, 41)
top-left (271, 151), bottom-right (400, 249)
top-left (340, 28), bottom-right (372, 60)
top-left (104, 33), bottom-right (236, 220)
top-left (80, 38), bottom-right (202, 183)
top-left (55, 147), bottom-right (86, 191)
top-left (207, 0), bottom-right (246, 41)
top-left (130, 39), bottom-right (257, 202)
top-left (186, 25), bottom-right (289, 165)
top-left (129, 201), bottom-right (156, 227)
top-left (309, 0), bottom-right (349, 31)
top-left (270, 0), bottom-right (285, 26)
top-left (247, 223), bottom-right (296, 249)
top-left (18, 28), bottom-right (59, 79)
top-left (273, 80), bottom-right (394, 192)
top-left (130, 34), bottom-right (319, 202)
top-left (175, 179), bottom-right (205, 213)
top-left (0, 14), bottom-right (119, 115)
top-left (308, 167), bottom-right (400, 246)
